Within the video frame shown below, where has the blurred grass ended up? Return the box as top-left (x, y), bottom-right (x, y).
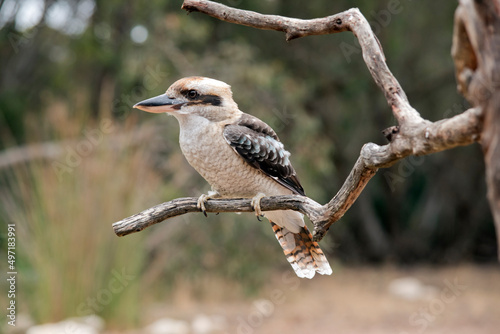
top-left (0, 115), bottom-right (161, 326)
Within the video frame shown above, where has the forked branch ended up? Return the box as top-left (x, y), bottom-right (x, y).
top-left (113, 0), bottom-right (483, 241)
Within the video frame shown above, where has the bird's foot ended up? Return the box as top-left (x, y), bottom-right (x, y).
top-left (197, 190), bottom-right (219, 217)
top-left (251, 193), bottom-right (267, 221)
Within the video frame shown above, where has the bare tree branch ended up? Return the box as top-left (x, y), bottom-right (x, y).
top-left (113, 0), bottom-right (484, 241)
top-left (113, 195), bottom-right (324, 237)
top-left (182, 0), bottom-right (350, 41)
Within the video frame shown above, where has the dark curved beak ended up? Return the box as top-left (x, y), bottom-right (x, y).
top-left (133, 94), bottom-right (185, 113)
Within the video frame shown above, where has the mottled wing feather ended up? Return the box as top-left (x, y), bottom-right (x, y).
top-left (223, 113), bottom-right (305, 196)
top-left (236, 113), bottom-right (279, 140)
top-left (270, 222), bottom-right (332, 278)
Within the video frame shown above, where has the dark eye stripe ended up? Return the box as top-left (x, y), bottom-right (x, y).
top-left (180, 89), bottom-right (222, 107)
top-left (200, 94), bottom-right (221, 106)
top-left (183, 93), bottom-right (222, 107)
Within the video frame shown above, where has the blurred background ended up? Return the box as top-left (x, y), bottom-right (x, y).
top-left (0, 0), bottom-right (499, 333)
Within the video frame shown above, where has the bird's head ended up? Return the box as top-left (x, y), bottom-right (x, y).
top-left (134, 76), bottom-right (240, 122)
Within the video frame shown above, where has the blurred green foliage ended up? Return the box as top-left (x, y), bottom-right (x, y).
top-left (0, 0), bottom-right (496, 328)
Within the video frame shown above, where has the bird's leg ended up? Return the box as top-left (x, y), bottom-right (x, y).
top-left (251, 192), bottom-right (267, 221)
top-left (197, 190), bottom-right (220, 217)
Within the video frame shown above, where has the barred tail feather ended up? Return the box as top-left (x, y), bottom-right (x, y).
top-left (270, 221), bottom-right (332, 279)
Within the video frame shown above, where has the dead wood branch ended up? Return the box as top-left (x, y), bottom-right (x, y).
top-left (113, 0), bottom-right (484, 241)
top-left (113, 196), bottom-right (324, 237)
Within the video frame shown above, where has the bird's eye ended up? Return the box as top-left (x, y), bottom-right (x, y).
top-left (187, 90), bottom-right (198, 99)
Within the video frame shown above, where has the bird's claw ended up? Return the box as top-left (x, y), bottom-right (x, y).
top-left (251, 193), bottom-right (266, 221)
top-left (197, 194), bottom-right (208, 217)
top-left (197, 191), bottom-right (218, 217)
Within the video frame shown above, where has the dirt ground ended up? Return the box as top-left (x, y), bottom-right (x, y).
top-left (138, 264), bottom-right (500, 334)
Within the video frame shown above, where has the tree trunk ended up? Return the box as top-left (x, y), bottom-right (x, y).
top-left (452, 0), bottom-right (500, 258)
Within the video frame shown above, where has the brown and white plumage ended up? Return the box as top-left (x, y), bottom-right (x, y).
top-left (134, 76), bottom-right (332, 279)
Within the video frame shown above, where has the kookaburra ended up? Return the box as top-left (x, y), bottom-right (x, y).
top-left (134, 76), bottom-right (332, 279)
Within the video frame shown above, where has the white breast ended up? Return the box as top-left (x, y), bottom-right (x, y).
top-left (175, 114), bottom-right (290, 198)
